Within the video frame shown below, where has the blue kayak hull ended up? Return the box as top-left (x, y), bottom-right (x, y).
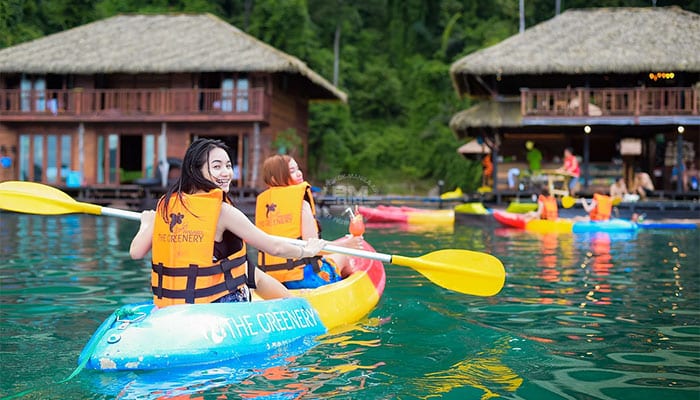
top-left (572, 219), bottom-right (637, 233)
top-left (78, 297), bottom-right (326, 371)
top-left (638, 222), bottom-right (698, 230)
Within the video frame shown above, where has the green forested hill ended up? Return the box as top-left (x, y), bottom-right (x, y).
top-left (2, 0), bottom-right (698, 193)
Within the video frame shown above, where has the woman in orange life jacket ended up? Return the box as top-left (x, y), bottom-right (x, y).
top-left (129, 138), bottom-right (326, 307)
top-left (255, 154), bottom-right (362, 289)
top-left (580, 193), bottom-right (614, 222)
top-left (524, 186), bottom-right (558, 222)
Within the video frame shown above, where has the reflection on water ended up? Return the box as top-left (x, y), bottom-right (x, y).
top-left (0, 213), bottom-right (698, 399)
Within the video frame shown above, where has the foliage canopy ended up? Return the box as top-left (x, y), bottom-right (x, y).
top-left (2, 0), bottom-right (697, 193)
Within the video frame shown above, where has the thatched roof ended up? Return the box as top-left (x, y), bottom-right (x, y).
top-left (451, 7), bottom-right (700, 95)
top-left (0, 13), bottom-right (346, 102)
top-left (449, 98), bottom-right (522, 138)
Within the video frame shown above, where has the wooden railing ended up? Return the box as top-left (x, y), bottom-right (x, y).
top-left (521, 87), bottom-right (699, 117)
top-left (0, 87), bottom-right (268, 121)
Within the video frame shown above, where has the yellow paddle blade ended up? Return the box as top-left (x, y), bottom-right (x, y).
top-left (561, 196), bottom-right (576, 208)
top-left (561, 195), bottom-right (620, 209)
top-left (0, 181), bottom-right (103, 216)
top-left (392, 250), bottom-right (505, 297)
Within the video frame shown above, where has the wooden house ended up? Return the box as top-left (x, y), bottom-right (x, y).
top-left (449, 7), bottom-right (699, 198)
top-left (0, 13), bottom-right (345, 191)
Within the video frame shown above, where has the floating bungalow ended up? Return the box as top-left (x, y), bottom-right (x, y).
top-left (449, 7), bottom-right (699, 201)
top-left (0, 13), bottom-right (345, 199)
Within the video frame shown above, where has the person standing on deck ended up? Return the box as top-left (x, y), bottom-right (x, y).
top-left (557, 147), bottom-right (580, 196)
top-left (526, 141), bottom-right (542, 176)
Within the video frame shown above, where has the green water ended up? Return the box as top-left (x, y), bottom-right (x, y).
top-left (0, 213), bottom-right (698, 399)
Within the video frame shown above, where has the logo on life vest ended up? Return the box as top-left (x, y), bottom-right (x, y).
top-left (169, 212), bottom-right (184, 232)
top-left (265, 203), bottom-right (276, 218)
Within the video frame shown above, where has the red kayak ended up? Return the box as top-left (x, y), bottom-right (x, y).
top-left (358, 205), bottom-right (454, 224)
top-left (492, 210), bottom-right (527, 229)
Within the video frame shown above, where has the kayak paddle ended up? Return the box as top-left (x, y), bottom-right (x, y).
top-left (562, 195), bottom-right (622, 209)
top-left (0, 181), bottom-right (506, 296)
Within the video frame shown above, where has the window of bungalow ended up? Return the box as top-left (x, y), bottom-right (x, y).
top-left (236, 78), bottom-right (249, 112)
top-left (108, 134), bottom-right (119, 184)
top-left (97, 136), bottom-right (105, 184)
top-left (61, 135), bottom-right (71, 183)
top-left (144, 134), bottom-right (155, 178)
top-left (46, 135), bottom-right (58, 183)
top-left (221, 79), bottom-right (234, 112)
top-left (20, 76), bottom-right (46, 112)
top-left (20, 78), bottom-right (31, 111)
top-left (19, 135), bottom-right (30, 181)
top-left (221, 77), bottom-right (249, 112)
top-left (16, 134), bottom-right (73, 184)
top-left (32, 136), bottom-right (43, 182)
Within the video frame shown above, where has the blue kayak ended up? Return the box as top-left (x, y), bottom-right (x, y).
top-left (638, 221), bottom-right (698, 230)
top-left (571, 218), bottom-right (638, 233)
top-left (78, 298), bottom-right (326, 371)
top-left (78, 238), bottom-right (386, 372)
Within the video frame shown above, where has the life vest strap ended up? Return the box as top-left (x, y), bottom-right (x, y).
top-left (151, 255), bottom-right (248, 303)
top-left (151, 276), bottom-right (247, 302)
top-left (151, 256), bottom-right (245, 278)
top-left (261, 255), bottom-right (323, 273)
top-left (153, 262), bottom-right (165, 299)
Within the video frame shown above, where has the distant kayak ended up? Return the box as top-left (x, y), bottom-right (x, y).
top-left (637, 221), bottom-right (698, 230)
top-left (492, 210), bottom-right (632, 233)
top-left (358, 205), bottom-right (454, 225)
top-left (440, 187), bottom-right (463, 200)
top-left (454, 202), bottom-right (495, 227)
top-left (492, 210), bottom-right (697, 233)
top-left (454, 202), bottom-right (489, 215)
top-left (78, 238), bottom-right (385, 371)
top-left (492, 209), bottom-right (527, 229)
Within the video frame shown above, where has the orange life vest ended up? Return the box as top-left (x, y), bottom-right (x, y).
top-left (151, 189), bottom-right (248, 307)
top-left (590, 193), bottom-right (613, 221)
top-left (255, 182), bottom-right (322, 282)
top-left (538, 194), bottom-right (558, 220)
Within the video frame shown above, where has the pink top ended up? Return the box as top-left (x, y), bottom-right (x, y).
top-left (563, 154), bottom-right (580, 177)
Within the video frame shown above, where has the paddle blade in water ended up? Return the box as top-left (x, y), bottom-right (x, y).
top-left (392, 250), bottom-right (505, 297)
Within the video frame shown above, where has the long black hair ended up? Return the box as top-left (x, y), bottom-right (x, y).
top-left (158, 138), bottom-right (234, 221)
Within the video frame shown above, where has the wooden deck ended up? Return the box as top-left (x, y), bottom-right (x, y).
top-left (0, 87), bottom-right (268, 122)
top-left (521, 86), bottom-right (699, 117)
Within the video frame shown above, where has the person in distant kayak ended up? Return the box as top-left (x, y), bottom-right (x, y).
top-left (581, 193), bottom-right (613, 221)
top-left (255, 154), bottom-right (361, 289)
top-left (524, 186), bottom-right (558, 222)
top-left (129, 139), bottom-right (326, 307)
